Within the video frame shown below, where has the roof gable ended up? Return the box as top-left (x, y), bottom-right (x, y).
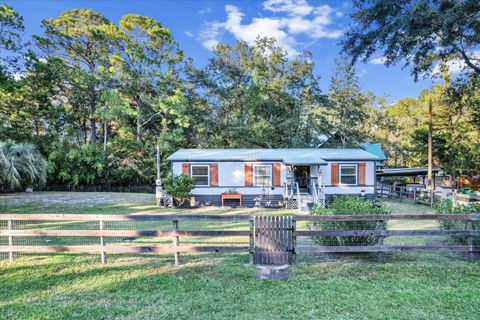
top-left (358, 143), bottom-right (387, 161)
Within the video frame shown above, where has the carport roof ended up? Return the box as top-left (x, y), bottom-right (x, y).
top-left (377, 167), bottom-right (442, 177)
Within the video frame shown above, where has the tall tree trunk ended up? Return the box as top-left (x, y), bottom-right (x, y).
top-left (90, 116), bottom-right (96, 148)
top-left (135, 95), bottom-right (142, 144)
top-left (136, 115), bottom-right (142, 144)
top-left (103, 121), bottom-right (108, 152)
top-left (89, 69), bottom-right (97, 149)
top-left (427, 98), bottom-right (433, 190)
top-left (82, 119), bottom-right (87, 144)
top-left (34, 119), bottom-right (40, 136)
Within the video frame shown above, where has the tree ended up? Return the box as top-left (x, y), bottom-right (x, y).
top-left (326, 59), bottom-right (371, 147)
top-left (0, 5), bottom-right (25, 133)
top-left (163, 174), bottom-right (194, 206)
top-left (370, 97), bottom-right (427, 167)
top-left (0, 140), bottom-right (47, 190)
top-left (36, 9), bottom-right (119, 148)
top-left (369, 74), bottom-right (480, 181)
top-left (342, 0), bottom-right (480, 80)
top-left (188, 37), bottom-right (328, 148)
top-left (116, 14), bottom-right (184, 144)
top-left (0, 4), bottom-right (25, 70)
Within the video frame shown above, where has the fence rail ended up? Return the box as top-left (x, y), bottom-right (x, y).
top-left (0, 214), bottom-right (254, 266)
top-left (295, 215), bottom-right (479, 260)
top-left (376, 184), bottom-right (480, 207)
top-left (1, 213), bottom-right (480, 265)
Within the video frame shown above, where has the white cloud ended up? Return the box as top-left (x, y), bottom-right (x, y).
top-left (432, 50), bottom-right (480, 75)
top-left (198, 7), bottom-right (212, 15)
top-left (199, 0), bottom-right (343, 57)
top-left (370, 56), bottom-right (387, 65)
top-left (184, 31), bottom-right (194, 37)
top-left (263, 0), bottom-right (313, 16)
top-left (435, 60), bottom-right (465, 74)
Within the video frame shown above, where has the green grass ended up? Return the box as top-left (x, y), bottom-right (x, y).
top-left (1, 192), bottom-right (480, 319)
top-left (2, 255), bottom-right (480, 319)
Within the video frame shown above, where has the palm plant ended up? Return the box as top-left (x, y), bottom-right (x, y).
top-left (0, 141), bottom-right (47, 190)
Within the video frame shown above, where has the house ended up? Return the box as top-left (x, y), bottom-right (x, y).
top-left (167, 148), bottom-right (382, 208)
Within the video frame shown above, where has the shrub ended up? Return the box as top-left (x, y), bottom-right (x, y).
top-left (163, 174), bottom-right (195, 206)
top-left (436, 199), bottom-right (480, 244)
top-left (309, 196), bottom-right (391, 246)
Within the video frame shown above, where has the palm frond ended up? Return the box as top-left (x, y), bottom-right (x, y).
top-left (0, 140), bottom-right (47, 191)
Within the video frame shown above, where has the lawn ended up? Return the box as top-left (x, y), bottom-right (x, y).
top-left (1, 192), bottom-right (480, 319)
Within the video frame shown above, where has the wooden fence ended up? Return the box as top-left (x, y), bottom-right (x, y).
top-left (295, 214), bottom-right (480, 262)
top-left (1, 213), bottom-right (480, 265)
top-left (0, 214), bottom-right (254, 266)
top-left (377, 184), bottom-right (480, 207)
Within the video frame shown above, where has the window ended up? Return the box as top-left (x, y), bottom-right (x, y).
top-left (339, 165), bottom-right (357, 185)
top-left (253, 165), bottom-right (272, 186)
top-left (191, 165), bottom-right (209, 186)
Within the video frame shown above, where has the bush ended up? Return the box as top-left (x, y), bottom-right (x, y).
top-left (47, 142), bottom-right (157, 187)
top-left (309, 196), bottom-right (391, 246)
top-left (436, 199), bottom-right (480, 244)
top-left (163, 174), bottom-right (195, 206)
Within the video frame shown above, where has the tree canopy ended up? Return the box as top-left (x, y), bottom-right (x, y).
top-left (342, 0), bottom-right (480, 80)
top-left (2, 5), bottom-right (480, 189)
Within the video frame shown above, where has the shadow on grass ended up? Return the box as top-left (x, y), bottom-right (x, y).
top-left (3, 254), bottom-right (480, 319)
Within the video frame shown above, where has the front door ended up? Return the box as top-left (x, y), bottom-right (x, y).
top-left (293, 166), bottom-right (310, 191)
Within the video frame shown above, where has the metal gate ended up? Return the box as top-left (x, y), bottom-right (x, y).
top-left (254, 215), bottom-right (294, 265)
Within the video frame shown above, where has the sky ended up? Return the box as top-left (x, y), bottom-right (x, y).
top-left (5, 0), bottom-right (439, 103)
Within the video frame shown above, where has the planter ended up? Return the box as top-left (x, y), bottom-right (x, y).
top-left (221, 193), bottom-right (242, 207)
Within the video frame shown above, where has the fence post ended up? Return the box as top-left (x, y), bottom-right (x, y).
top-left (249, 218), bottom-right (254, 265)
top-left (413, 188), bottom-right (417, 203)
top-left (378, 220), bottom-right (385, 263)
top-left (99, 220), bottom-right (106, 265)
top-left (173, 220), bottom-right (180, 266)
top-left (430, 190), bottom-right (434, 207)
top-left (8, 219), bottom-right (15, 262)
top-left (467, 219), bottom-right (473, 263)
top-left (291, 216), bottom-right (297, 265)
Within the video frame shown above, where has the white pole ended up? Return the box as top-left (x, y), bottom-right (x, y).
top-left (156, 144), bottom-right (161, 181)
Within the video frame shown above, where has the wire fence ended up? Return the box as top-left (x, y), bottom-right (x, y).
top-left (35, 185), bottom-right (155, 193)
top-left (1, 213), bottom-right (479, 265)
top-left (295, 215), bottom-right (480, 264)
top-left (0, 214), bottom-right (252, 265)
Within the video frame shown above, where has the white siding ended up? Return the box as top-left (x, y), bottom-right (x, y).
top-left (172, 161), bottom-right (287, 195)
top-left (321, 161), bottom-right (376, 195)
top-left (172, 160), bottom-right (376, 196)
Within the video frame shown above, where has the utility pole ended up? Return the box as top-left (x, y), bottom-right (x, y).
top-left (156, 144), bottom-right (161, 182)
top-left (156, 144), bottom-right (164, 207)
top-left (427, 98), bottom-right (433, 191)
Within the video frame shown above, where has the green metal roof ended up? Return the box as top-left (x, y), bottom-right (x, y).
top-left (358, 143), bottom-right (387, 161)
top-left (167, 148), bottom-right (382, 162)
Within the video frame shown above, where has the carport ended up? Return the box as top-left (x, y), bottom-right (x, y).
top-left (376, 167), bottom-right (442, 189)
